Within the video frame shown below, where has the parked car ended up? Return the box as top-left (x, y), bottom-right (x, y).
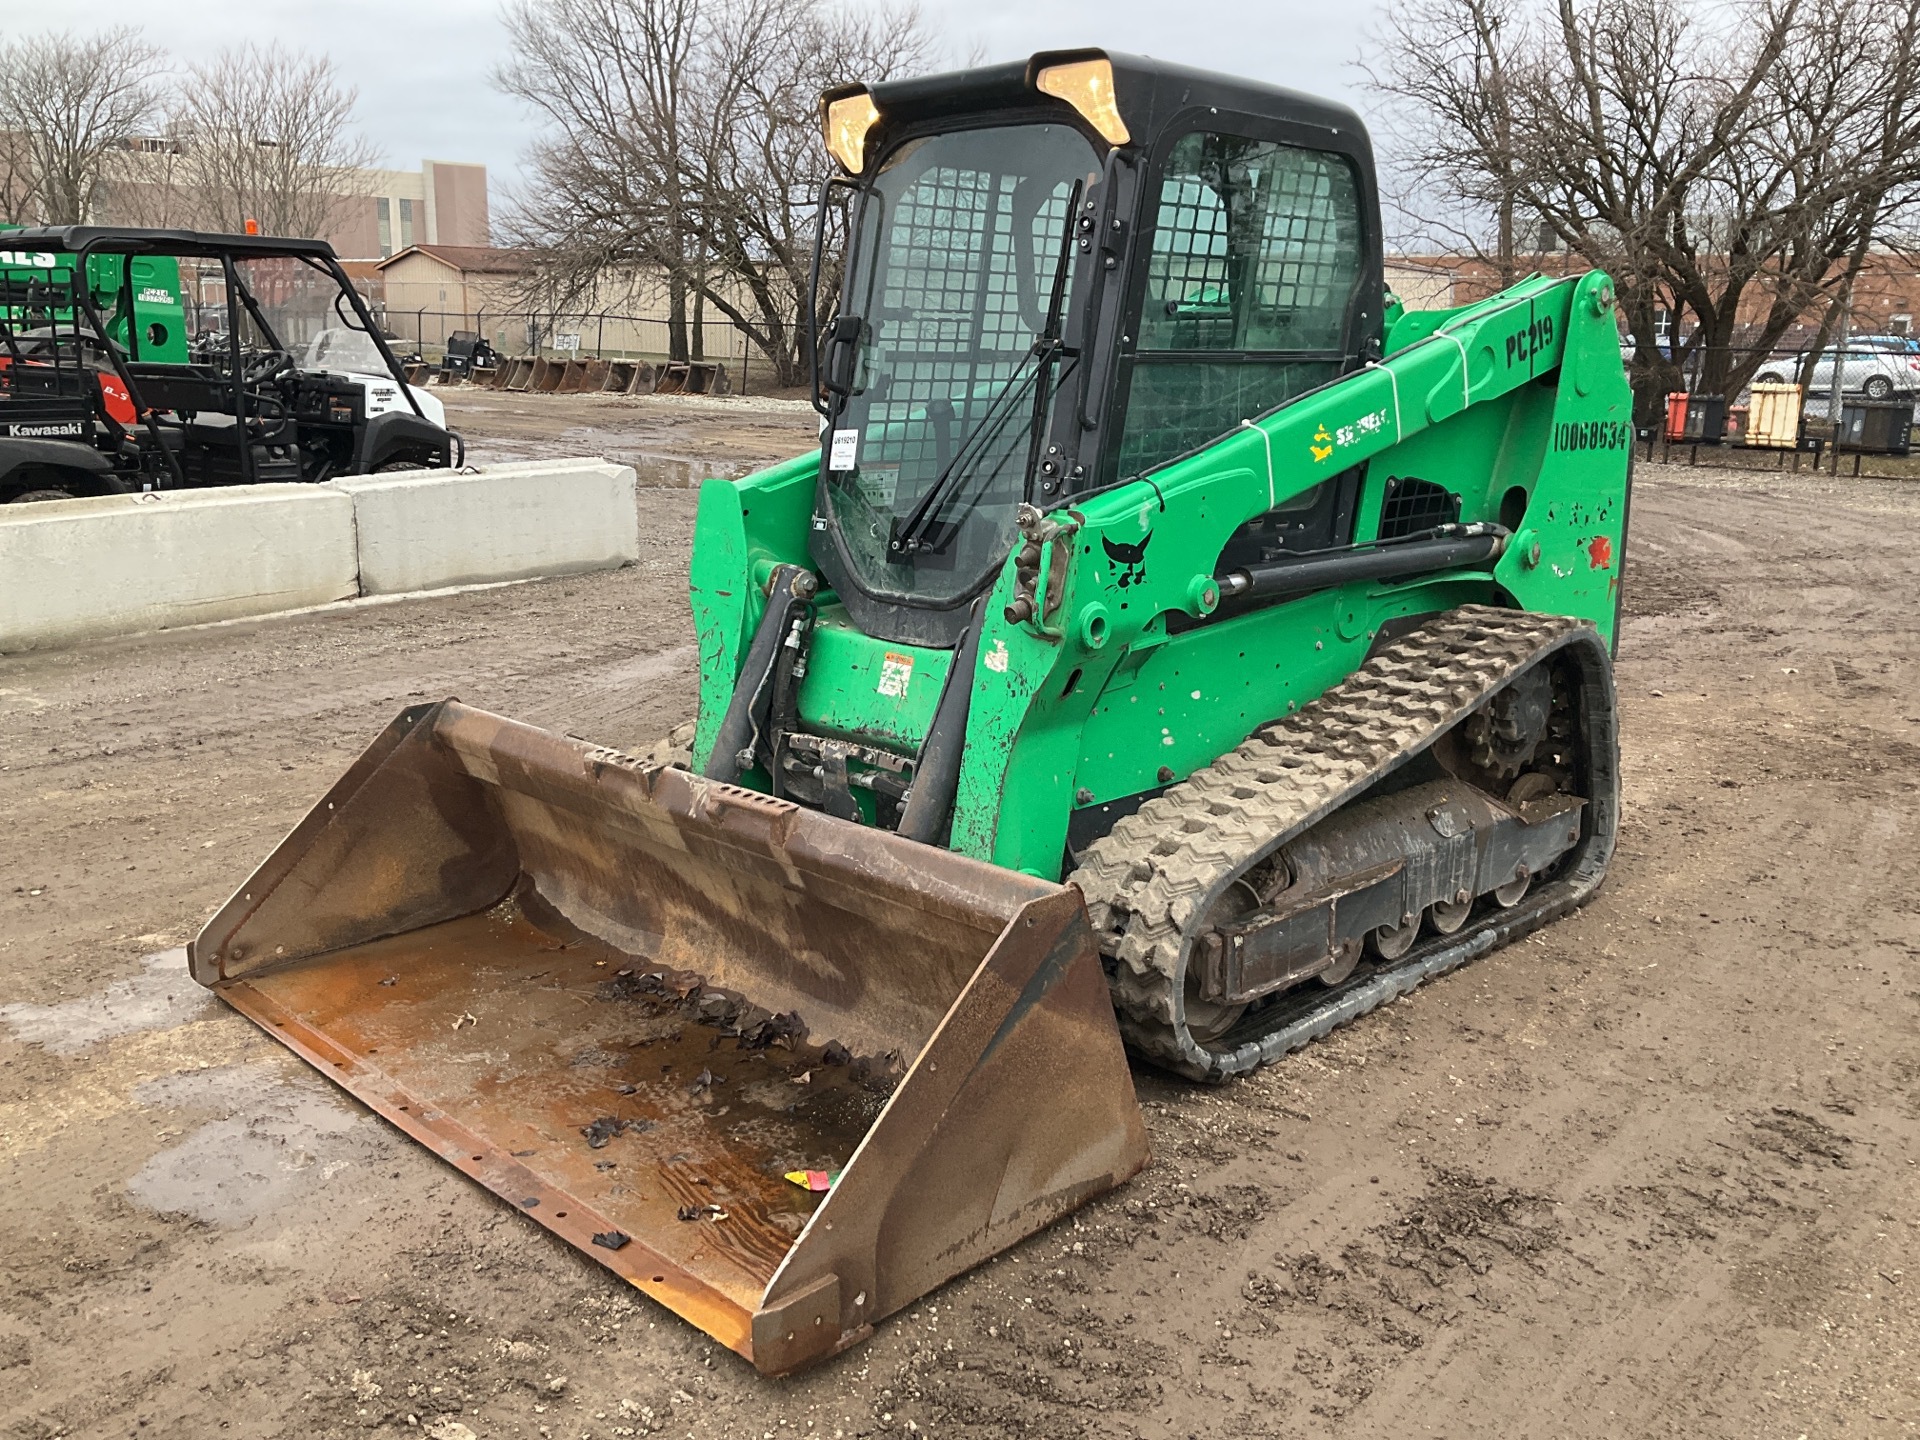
top-left (1754, 342), bottom-right (1920, 401)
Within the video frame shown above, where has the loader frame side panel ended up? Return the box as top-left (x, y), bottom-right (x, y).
top-left (687, 272), bottom-right (1630, 888)
top-left (942, 272), bottom-right (1629, 877)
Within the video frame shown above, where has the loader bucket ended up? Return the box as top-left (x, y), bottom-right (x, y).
top-left (189, 701), bottom-right (1148, 1374)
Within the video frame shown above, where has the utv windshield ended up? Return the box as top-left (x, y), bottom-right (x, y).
top-left (823, 123), bottom-right (1100, 607)
top-left (304, 326), bottom-right (390, 375)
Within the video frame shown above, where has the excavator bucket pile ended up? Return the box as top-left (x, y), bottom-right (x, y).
top-left (189, 701), bottom-right (1148, 1373)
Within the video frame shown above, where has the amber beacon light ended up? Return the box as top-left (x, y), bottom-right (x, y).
top-left (824, 90), bottom-right (883, 174)
top-left (1035, 58), bottom-right (1130, 145)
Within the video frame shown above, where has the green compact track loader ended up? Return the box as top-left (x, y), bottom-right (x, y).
top-left (191, 51), bottom-right (1630, 1374)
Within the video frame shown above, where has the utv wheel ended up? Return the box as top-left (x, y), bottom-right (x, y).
top-left (4, 475), bottom-right (127, 504)
top-left (1864, 375), bottom-right (1895, 401)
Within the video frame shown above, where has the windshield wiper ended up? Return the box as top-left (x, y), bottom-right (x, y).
top-left (1017, 179), bottom-right (1084, 503)
top-left (886, 349), bottom-right (1047, 557)
top-left (887, 179), bottom-right (1085, 559)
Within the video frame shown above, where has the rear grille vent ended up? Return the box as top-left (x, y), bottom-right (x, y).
top-left (1378, 476), bottom-right (1461, 540)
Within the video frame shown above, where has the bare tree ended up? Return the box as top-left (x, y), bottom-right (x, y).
top-left (1370, 0), bottom-right (1920, 417)
top-left (685, 0), bottom-right (934, 377)
top-left (166, 44), bottom-right (375, 238)
top-left (0, 128), bottom-right (44, 226)
top-left (496, 0), bottom-right (705, 357)
top-left (494, 0), bottom-right (937, 384)
top-left (0, 27), bottom-right (162, 224)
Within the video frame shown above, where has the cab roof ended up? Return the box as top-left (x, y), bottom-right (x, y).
top-left (860, 49), bottom-right (1368, 151)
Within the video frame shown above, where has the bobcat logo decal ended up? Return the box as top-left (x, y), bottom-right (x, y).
top-left (1103, 532), bottom-right (1152, 588)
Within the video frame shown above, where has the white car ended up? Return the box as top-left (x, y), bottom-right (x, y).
top-left (1754, 341), bottom-right (1920, 403)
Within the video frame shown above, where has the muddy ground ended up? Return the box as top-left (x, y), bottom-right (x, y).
top-left (444, 387), bottom-right (816, 484)
top-left (3, 407), bottom-right (1918, 1439)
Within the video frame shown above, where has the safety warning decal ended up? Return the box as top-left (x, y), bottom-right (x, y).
top-left (877, 651), bottom-right (914, 698)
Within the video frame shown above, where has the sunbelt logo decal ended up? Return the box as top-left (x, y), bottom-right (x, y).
top-left (1310, 408), bottom-right (1389, 463)
top-left (0, 250), bottom-right (56, 268)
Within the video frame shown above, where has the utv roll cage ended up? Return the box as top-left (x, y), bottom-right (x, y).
top-left (0, 226), bottom-right (449, 489)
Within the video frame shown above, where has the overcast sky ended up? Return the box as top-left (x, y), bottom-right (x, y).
top-left (0, 0), bottom-right (1392, 196)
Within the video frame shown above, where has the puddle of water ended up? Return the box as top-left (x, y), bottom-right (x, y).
top-left (128, 1063), bottom-right (396, 1226)
top-left (619, 452), bottom-right (756, 488)
top-left (454, 438), bottom-right (759, 487)
top-left (0, 949), bottom-right (217, 1055)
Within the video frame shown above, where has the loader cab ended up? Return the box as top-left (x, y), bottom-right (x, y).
top-left (809, 49), bottom-right (1384, 646)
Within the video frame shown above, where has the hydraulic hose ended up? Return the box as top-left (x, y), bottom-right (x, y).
top-left (1218, 524), bottom-right (1509, 603)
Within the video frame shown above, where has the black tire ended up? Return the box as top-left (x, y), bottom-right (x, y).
top-left (372, 452), bottom-right (440, 473)
top-left (3, 472), bottom-right (130, 504)
top-left (1864, 375), bottom-right (1895, 401)
top-left (1754, 372), bottom-right (1787, 387)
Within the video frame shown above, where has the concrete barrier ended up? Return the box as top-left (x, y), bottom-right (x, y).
top-left (0, 485), bottom-right (358, 652)
top-left (329, 461), bottom-right (640, 596)
top-left (0, 461), bottom-right (645, 651)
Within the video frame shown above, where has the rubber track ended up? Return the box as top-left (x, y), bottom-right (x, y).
top-left (1070, 604), bottom-right (1610, 1081)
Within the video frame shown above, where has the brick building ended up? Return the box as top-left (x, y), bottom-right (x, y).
top-left (1387, 247), bottom-right (1920, 349)
top-left (92, 149), bottom-right (490, 259)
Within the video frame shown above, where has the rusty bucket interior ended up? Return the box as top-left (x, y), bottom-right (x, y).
top-left (189, 700), bottom-right (1148, 1374)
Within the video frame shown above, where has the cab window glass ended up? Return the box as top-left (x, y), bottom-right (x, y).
top-left (1138, 132), bottom-right (1360, 353)
top-left (1114, 132), bottom-right (1362, 479)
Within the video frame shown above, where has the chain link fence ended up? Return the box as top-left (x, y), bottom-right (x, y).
top-left (1629, 337), bottom-right (1920, 477)
top-left (368, 306), bottom-right (782, 395)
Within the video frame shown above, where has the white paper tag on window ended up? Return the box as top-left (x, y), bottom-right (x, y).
top-left (828, 428), bottom-right (860, 471)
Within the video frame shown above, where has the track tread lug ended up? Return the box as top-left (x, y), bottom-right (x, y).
top-left (1069, 605), bottom-right (1609, 1082)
